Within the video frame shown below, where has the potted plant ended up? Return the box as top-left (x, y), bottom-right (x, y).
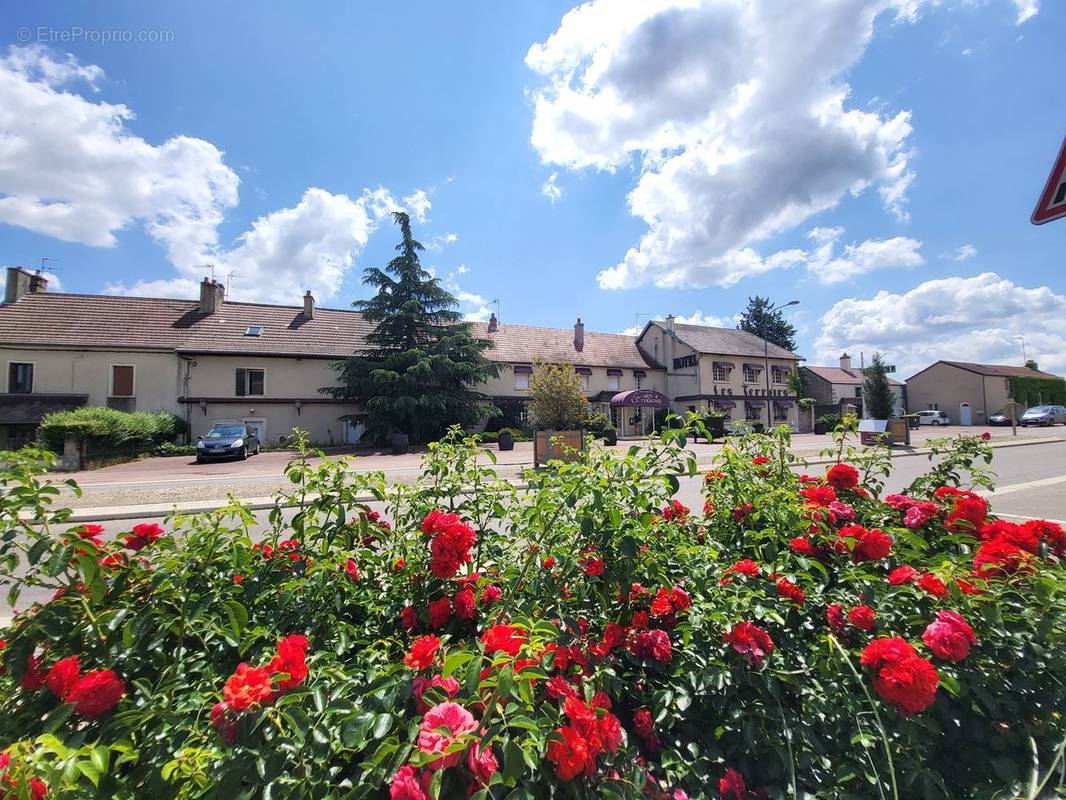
top-left (814, 413), bottom-right (839, 435)
top-left (706, 411), bottom-right (727, 441)
top-left (584, 411), bottom-right (616, 446)
top-left (497, 429), bottom-right (515, 451)
top-left (390, 430), bottom-right (409, 455)
top-left (528, 363), bottom-right (590, 466)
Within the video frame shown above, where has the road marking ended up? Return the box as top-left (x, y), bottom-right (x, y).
top-left (977, 474), bottom-right (1066, 497)
top-left (995, 512), bottom-right (1066, 525)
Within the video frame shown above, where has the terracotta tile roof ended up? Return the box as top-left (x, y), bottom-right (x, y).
top-left (803, 365), bottom-right (903, 386)
top-left (669, 322), bottom-right (802, 360)
top-left (935, 360), bottom-right (1061, 380)
top-left (0, 292), bottom-right (658, 369)
top-left (468, 321), bottom-right (657, 369)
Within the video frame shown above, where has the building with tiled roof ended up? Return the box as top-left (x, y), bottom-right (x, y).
top-left (905, 359), bottom-right (1064, 424)
top-left (801, 353), bottom-right (905, 419)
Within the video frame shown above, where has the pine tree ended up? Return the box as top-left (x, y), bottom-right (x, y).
top-left (863, 352), bottom-right (896, 420)
top-left (737, 296), bottom-right (798, 352)
top-left (328, 212), bottom-right (499, 443)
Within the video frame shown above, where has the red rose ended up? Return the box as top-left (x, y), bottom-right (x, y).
top-left (67, 669), bottom-right (126, 719)
top-left (840, 525), bottom-right (892, 562)
top-left (752, 455), bottom-right (770, 466)
top-left (945, 495), bottom-right (988, 533)
top-left (582, 555), bottom-right (605, 577)
top-left (547, 726), bottom-right (591, 780)
top-left (428, 522), bottom-right (477, 579)
top-left (124, 522), bottom-right (165, 552)
top-left (404, 635), bottom-right (441, 671)
top-left (733, 503), bottom-right (754, 522)
top-left (776, 577), bottom-right (805, 606)
top-left (211, 701), bottom-right (239, 745)
top-left (481, 624), bottom-right (526, 657)
top-left (1022, 519), bottom-right (1066, 556)
top-left (973, 538), bottom-right (1032, 578)
top-left (800, 484), bottom-right (837, 507)
top-left (45, 655), bottom-right (80, 700)
top-left (887, 565), bottom-right (917, 585)
top-left (268, 634), bottom-right (309, 694)
top-left (631, 628), bottom-right (672, 664)
top-left (421, 510), bottom-right (461, 536)
top-left (428, 597), bottom-right (452, 629)
top-left (75, 523), bottom-right (105, 538)
top-left (719, 767), bottom-right (747, 800)
top-left (400, 605), bottom-right (418, 631)
top-left (480, 585), bottom-right (502, 607)
top-left (344, 558), bottom-right (359, 582)
top-left (633, 707), bottom-right (654, 739)
top-left (20, 653), bottom-right (46, 691)
top-left (223, 663), bottom-right (272, 711)
top-left (847, 605), bottom-right (876, 631)
top-left (860, 637), bottom-right (939, 715)
top-left (661, 499), bottom-right (690, 521)
top-left (826, 602), bottom-right (847, 636)
top-left (922, 610), bottom-right (977, 661)
top-left (917, 572), bottom-right (946, 598)
top-left (826, 463), bottom-right (860, 490)
top-left (599, 712), bottom-right (623, 752)
top-left (390, 763), bottom-right (431, 800)
top-left (650, 587), bottom-right (674, 618)
top-left (789, 536), bottom-right (818, 557)
top-left (452, 588), bottom-right (476, 621)
top-left (542, 556), bottom-right (556, 570)
top-left (723, 622), bottom-right (774, 668)
top-left (670, 586), bottom-right (691, 610)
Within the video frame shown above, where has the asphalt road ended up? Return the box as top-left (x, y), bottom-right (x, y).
top-left (4, 440), bottom-right (1064, 614)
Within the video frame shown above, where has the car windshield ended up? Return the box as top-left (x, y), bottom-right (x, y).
top-left (1025, 407), bottom-right (1050, 414)
top-left (206, 426), bottom-right (244, 438)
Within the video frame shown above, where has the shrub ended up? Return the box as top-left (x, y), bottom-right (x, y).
top-left (583, 412), bottom-right (613, 435)
top-left (0, 426), bottom-right (1063, 798)
top-left (527, 363), bottom-right (589, 430)
top-left (37, 407), bottom-right (186, 457)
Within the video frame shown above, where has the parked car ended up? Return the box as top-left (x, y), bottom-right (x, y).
top-left (988, 411), bottom-right (1014, 426)
top-left (196, 424), bottom-right (261, 462)
top-left (1019, 405), bottom-right (1066, 427)
top-left (915, 410), bottom-right (951, 426)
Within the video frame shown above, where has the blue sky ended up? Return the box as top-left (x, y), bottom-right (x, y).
top-left (1, 1), bottom-right (1063, 375)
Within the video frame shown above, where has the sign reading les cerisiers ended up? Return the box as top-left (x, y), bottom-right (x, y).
top-left (1032, 135), bottom-right (1066, 225)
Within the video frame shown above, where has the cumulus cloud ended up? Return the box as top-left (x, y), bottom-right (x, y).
top-left (542, 172), bottom-right (563, 204)
top-left (0, 45), bottom-right (239, 262)
top-left (527, 0), bottom-right (924, 290)
top-left (815, 272), bottom-right (1066, 375)
top-left (805, 227), bottom-right (924, 284)
top-left (944, 243), bottom-right (978, 261)
top-left (0, 45), bottom-right (435, 306)
top-left (440, 267), bottom-right (493, 322)
top-left (619, 310), bottom-right (742, 336)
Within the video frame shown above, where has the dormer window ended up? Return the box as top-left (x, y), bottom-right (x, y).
top-left (245, 325), bottom-right (264, 337)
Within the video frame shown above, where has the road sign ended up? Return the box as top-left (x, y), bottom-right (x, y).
top-left (1031, 135), bottom-right (1066, 225)
top-left (861, 365), bottom-right (896, 374)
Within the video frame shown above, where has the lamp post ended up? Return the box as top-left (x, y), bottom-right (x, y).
top-left (762, 300), bottom-right (799, 430)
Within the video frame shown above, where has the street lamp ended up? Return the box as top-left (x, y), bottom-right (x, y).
top-left (762, 300), bottom-right (799, 430)
top-left (1015, 336), bottom-right (1028, 365)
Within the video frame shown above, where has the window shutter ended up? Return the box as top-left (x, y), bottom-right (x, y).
top-left (111, 366), bottom-right (134, 397)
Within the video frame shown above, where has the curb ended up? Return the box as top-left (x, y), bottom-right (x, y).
top-left (49, 434), bottom-right (1065, 523)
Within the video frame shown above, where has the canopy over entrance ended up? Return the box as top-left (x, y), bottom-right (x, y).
top-left (610, 389), bottom-right (670, 409)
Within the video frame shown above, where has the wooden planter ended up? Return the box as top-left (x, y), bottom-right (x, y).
top-left (534, 430), bottom-right (584, 467)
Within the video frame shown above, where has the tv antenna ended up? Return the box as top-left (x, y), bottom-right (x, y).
top-left (633, 312), bottom-right (654, 328)
top-left (491, 298), bottom-right (500, 320)
top-left (39, 257), bottom-right (62, 273)
top-left (225, 271), bottom-right (248, 297)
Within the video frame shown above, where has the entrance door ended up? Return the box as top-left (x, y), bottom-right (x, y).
top-left (959, 403), bottom-right (972, 426)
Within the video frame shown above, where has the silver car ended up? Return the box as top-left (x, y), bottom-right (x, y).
top-left (1019, 405), bottom-right (1066, 426)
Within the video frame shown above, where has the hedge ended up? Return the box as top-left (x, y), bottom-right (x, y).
top-left (36, 407), bottom-right (186, 456)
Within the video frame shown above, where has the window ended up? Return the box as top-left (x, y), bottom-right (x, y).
top-left (771, 366), bottom-right (789, 384)
top-left (634, 371), bottom-right (645, 389)
top-left (774, 404), bottom-right (789, 422)
top-left (235, 368), bottom-right (265, 396)
top-left (576, 369), bottom-right (591, 391)
top-left (110, 365), bottom-right (135, 397)
top-left (244, 325), bottom-right (264, 337)
top-left (713, 365), bottom-right (731, 382)
top-left (745, 403), bottom-right (762, 421)
top-left (854, 387), bottom-right (862, 398)
top-left (607, 370), bottom-right (621, 391)
top-left (7, 362), bottom-right (33, 393)
top-left (514, 365), bottom-right (532, 390)
top-left (743, 366), bottom-right (760, 383)
top-left (927, 402), bottom-right (938, 411)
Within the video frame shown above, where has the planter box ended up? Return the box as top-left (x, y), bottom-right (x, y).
top-left (534, 429), bottom-right (584, 467)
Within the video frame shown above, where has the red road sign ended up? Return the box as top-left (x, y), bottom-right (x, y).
top-left (1032, 135), bottom-right (1066, 225)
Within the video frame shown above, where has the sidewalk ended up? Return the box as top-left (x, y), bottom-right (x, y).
top-left (41, 429), bottom-right (1065, 523)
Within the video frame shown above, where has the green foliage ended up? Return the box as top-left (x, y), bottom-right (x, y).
top-left (327, 212), bottom-right (500, 444)
top-left (583, 412), bottom-right (613, 435)
top-left (527, 363), bottom-right (589, 430)
top-left (1008, 374), bottom-right (1066, 408)
top-left (1, 427), bottom-right (1064, 799)
top-left (1024, 359), bottom-right (1040, 371)
top-left (736, 296), bottom-right (798, 352)
top-left (863, 352), bottom-right (896, 420)
top-left (36, 407), bottom-right (186, 456)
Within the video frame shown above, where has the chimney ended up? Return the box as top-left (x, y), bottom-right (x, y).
top-left (198, 277), bottom-right (225, 315)
top-left (664, 314), bottom-right (676, 333)
top-left (303, 290), bottom-right (315, 319)
top-left (487, 312), bottom-right (498, 333)
top-left (3, 267), bottom-right (46, 304)
top-left (839, 352), bottom-right (852, 371)
top-left (574, 317), bottom-right (584, 352)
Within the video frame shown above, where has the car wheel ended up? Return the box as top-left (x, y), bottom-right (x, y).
top-left (931, 420), bottom-right (940, 426)
top-left (240, 446), bottom-right (249, 460)
top-left (255, 443), bottom-right (261, 455)
top-left (196, 457), bottom-right (204, 464)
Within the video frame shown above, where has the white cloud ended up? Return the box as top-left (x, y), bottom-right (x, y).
top-left (542, 172), bottom-right (563, 204)
top-left (0, 45), bottom-right (239, 262)
top-left (424, 232), bottom-right (459, 251)
top-left (815, 272), bottom-right (1066, 375)
top-left (403, 189), bottom-right (432, 223)
top-left (805, 227), bottom-right (924, 284)
top-left (527, 1), bottom-right (923, 290)
top-left (528, 1), bottom-right (1024, 291)
top-left (619, 310), bottom-right (742, 336)
top-left (945, 243), bottom-right (977, 261)
top-left (1012, 0), bottom-right (1038, 24)
top-left (441, 269), bottom-right (493, 322)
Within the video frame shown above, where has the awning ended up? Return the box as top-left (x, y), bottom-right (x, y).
top-left (606, 369), bottom-right (623, 376)
top-left (712, 361), bottom-right (735, 369)
top-left (575, 367), bottom-right (592, 375)
top-left (745, 399), bottom-right (767, 406)
top-left (773, 399), bottom-right (795, 407)
top-left (743, 363), bottom-right (764, 371)
top-left (713, 400), bottom-right (736, 409)
top-left (513, 365), bottom-right (532, 374)
top-left (610, 389), bottom-right (670, 409)
top-left (633, 370), bottom-right (647, 377)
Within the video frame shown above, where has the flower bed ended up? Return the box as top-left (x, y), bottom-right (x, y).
top-left (0, 427), bottom-right (1063, 799)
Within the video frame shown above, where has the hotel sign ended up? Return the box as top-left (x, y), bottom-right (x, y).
top-left (672, 354), bottom-right (698, 370)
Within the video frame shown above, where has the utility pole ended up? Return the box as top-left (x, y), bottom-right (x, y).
top-left (761, 300), bottom-right (799, 430)
top-left (1015, 336), bottom-right (1028, 364)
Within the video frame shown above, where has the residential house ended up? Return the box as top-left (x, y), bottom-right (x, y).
top-left (635, 317), bottom-right (803, 430)
top-left (905, 360), bottom-right (1064, 425)
top-left (801, 353), bottom-right (905, 420)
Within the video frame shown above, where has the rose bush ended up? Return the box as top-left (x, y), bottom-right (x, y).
top-left (0, 423), bottom-right (1063, 799)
